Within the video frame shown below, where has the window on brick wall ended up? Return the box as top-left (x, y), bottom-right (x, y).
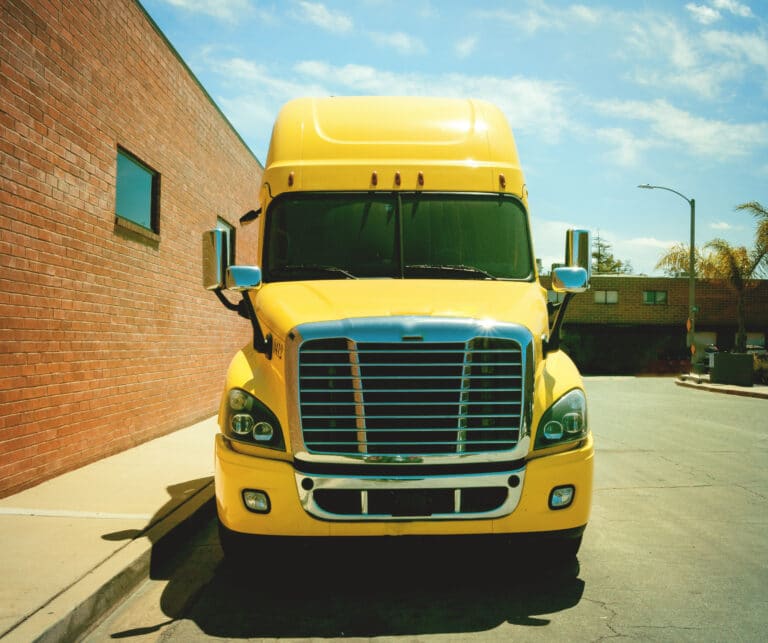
top-left (643, 290), bottom-right (668, 305)
top-left (116, 148), bottom-right (159, 233)
top-left (594, 289), bottom-right (618, 304)
top-left (216, 217), bottom-right (234, 263)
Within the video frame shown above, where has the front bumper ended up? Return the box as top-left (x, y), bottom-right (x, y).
top-left (215, 433), bottom-right (593, 537)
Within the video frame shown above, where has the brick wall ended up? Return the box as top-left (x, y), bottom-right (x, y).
top-left (0, 0), bottom-right (263, 496)
top-left (545, 275), bottom-right (768, 331)
top-left (542, 274), bottom-right (768, 373)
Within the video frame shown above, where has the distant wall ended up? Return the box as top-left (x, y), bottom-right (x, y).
top-left (542, 275), bottom-right (768, 374)
top-left (0, 0), bottom-right (262, 496)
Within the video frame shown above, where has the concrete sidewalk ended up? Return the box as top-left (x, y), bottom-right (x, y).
top-left (0, 416), bottom-right (218, 643)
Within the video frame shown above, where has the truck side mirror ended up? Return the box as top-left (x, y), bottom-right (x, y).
top-left (551, 229), bottom-right (591, 293)
top-left (202, 228), bottom-right (234, 290)
top-left (226, 266), bottom-right (262, 291)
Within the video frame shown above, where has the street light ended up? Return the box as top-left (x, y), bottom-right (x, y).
top-left (638, 184), bottom-right (697, 364)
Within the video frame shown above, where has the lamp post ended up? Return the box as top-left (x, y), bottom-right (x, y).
top-left (638, 184), bottom-right (696, 364)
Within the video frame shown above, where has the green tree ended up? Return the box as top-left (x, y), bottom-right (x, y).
top-left (656, 201), bottom-right (768, 353)
top-left (592, 232), bottom-right (633, 274)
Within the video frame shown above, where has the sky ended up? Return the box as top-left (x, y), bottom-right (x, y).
top-left (141, 0), bottom-right (768, 275)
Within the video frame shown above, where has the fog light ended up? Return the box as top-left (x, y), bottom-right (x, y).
top-left (253, 421), bottom-right (274, 442)
top-left (242, 489), bottom-right (270, 513)
top-left (549, 485), bottom-right (575, 510)
top-left (231, 414), bottom-right (255, 435)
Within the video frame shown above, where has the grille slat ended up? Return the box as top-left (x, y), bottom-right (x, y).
top-left (299, 336), bottom-right (523, 456)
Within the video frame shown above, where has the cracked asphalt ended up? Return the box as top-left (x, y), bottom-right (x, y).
top-left (86, 377), bottom-right (768, 642)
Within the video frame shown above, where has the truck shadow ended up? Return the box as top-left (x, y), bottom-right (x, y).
top-left (104, 491), bottom-right (585, 639)
top-left (162, 527), bottom-right (584, 638)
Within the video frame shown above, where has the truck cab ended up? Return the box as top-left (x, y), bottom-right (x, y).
top-left (203, 96), bottom-right (592, 559)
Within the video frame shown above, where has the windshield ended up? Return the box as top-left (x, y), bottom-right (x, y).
top-left (263, 193), bottom-right (533, 282)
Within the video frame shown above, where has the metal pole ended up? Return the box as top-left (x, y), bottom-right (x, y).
top-left (637, 184), bottom-right (697, 366)
top-left (688, 198), bottom-right (696, 351)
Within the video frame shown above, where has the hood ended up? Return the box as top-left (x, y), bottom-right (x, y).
top-left (252, 279), bottom-right (548, 338)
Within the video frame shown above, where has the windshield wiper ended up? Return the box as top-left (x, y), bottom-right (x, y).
top-left (282, 264), bottom-right (358, 279)
top-left (404, 264), bottom-right (498, 280)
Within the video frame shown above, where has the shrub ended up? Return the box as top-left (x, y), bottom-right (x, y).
top-left (754, 354), bottom-right (768, 385)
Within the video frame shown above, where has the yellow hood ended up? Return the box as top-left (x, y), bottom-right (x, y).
top-left (252, 279), bottom-right (548, 338)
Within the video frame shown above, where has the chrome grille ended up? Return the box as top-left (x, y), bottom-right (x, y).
top-left (298, 337), bottom-right (523, 456)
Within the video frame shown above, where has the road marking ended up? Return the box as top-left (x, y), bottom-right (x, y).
top-left (0, 507), bottom-right (153, 520)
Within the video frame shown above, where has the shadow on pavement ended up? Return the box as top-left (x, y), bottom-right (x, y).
top-left (133, 529), bottom-right (585, 639)
top-left (97, 477), bottom-right (215, 638)
top-left (101, 477), bottom-right (214, 545)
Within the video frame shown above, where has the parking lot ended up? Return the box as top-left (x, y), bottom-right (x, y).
top-left (87, 377), bottom-right (768, 642)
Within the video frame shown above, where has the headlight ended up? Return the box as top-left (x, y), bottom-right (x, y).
top-left (534, 389), bottom-right (588, 450)
top-left (224, 388), bottom-right (285, 450)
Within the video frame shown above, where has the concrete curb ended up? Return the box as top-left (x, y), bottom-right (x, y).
top-left (5, 482), bottom-right (214, 643)
top-left (675, 375), bottom-right (768, 399)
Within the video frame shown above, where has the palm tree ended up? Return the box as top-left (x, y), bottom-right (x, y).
top-left (736, 201), bottom-right (768, 277)
top-left (656, 201), bottom-right (768, 353)
top-left (654, 243), bottom-right (711, 278)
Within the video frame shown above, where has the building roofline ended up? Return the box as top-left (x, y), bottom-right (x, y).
top-left (134, 0), bottom-right (263, 170)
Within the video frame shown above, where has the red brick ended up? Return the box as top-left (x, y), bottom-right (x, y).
top-left (0, 0), bottom-right (262, 497)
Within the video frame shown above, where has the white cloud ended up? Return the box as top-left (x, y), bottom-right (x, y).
top-left (703, 30), bottom-right (768, 73)
top-left (293, 61), bottom-right (570, 142)
top-left (627, 20), bottom-right (698, 70)
top-left (614, 237), bottom-right (678, 275)
top-left (455, 36), bottom-right (477, 59)
top-left (628, 62), bottom-right (743, 101)
top-left (210, 57), bottom-right (328, 159)
top-left (293, 60), bottom-right (420, 93)
top-left (531, 219), bottom-right (580, 272)
top-left (624, 13), bottom-right (768, 99)
top-left (295, 1), bottom-right (353, 33)
top-left (569, 5), bottom-right (601, 24)
top-left (478, 2), bottom-right (603, 35)
top-left (163, 0), bottom-right (253, 22)
top-left (533, 224), bottom-right (674, 275)
top-left (686, 3), bottom-right (721, 24)
top-left (595, 99), bottom-right (768, 159)
top-left (712, 0), bottom-right (753, 18)
top-left (370, 31), bottom-right (427, 55)
top-left (595, 127), bottom-right (654, 167)
top-left (686, 0), bottom-right (753, 23)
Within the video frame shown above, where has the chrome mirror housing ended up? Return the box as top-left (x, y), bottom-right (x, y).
top-left (225, 266), bottom-right (262, 291)
top-left (552, 229), bottom-right (591, 293)
top-left (552, 266), bottom-right (589, 293)
top-left (566, 229), bottom-right (591, 275)
top-left (202, 228), bottom-right (234, 290)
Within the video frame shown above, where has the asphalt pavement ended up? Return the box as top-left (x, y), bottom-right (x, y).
top-left (0, 378), bottom-right (765, 642)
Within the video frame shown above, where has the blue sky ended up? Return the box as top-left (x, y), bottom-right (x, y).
top-left (141, 0), bottom-right (768, 275)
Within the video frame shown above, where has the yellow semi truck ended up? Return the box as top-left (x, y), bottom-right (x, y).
top-left (203, 96), bottom-right (593, 559)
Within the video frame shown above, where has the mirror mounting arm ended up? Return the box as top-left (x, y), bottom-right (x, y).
top-left (214, 288), bottom-right (245, 316)
top-left (239, 292), bottom-right (273, 359)
top-left (212, 289), bottom-right (272, 358)
top-left (544, 293), bottom-right (574, 357)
